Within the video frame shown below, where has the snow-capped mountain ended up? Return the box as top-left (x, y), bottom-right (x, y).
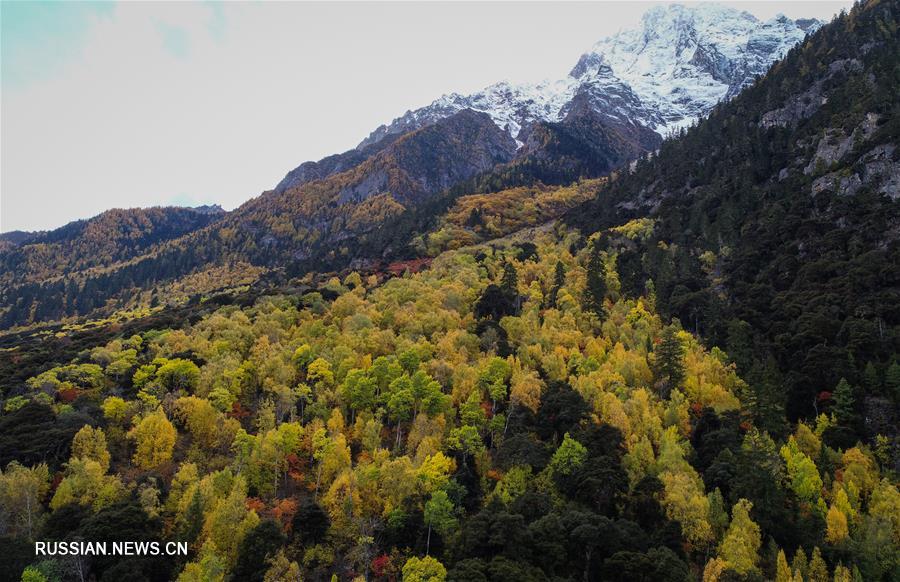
top-left (360, 3), bottom-right (821, 148)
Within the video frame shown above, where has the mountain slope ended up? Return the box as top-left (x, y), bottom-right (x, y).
top-left (583, 4), bottom-right (821, 133)
top-left (566, 0), bottom-right (900, 421)
top-left (228, 109), bottom-right (518, 262)
top-left (273, 133), bottom-right (403, 194)
top-left (0, 206), bottom-right (226, 326)
top-left (10, 223), bottom-right (897, 582)
top-left (1, 95), bottom-right (662, 329)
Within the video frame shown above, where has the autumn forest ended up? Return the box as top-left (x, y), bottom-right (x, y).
top-left (1, 1), bottom-right (899, 582)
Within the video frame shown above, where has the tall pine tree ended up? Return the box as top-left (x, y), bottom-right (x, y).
top-left (584, 241), bottom-right (607, 318)
top-left (501, 261), bottom-right (520, 315)
top-left (654, 324), bottom-right (686, 395)
top-left (832, 378), bottom-right (856, 426)
top-left (548, 260), bottom-right (566, 308)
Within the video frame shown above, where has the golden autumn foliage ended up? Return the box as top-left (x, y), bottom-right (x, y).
top-left (717, 499), bottom-right (761, 574)
top-left (6, 225), bottom-right (899, 580)
top-left (71, 425), bottom-right (111, 471)
top-left (129, 408), bottom-right (178, 470)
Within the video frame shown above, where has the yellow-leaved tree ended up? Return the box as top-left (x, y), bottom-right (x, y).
top-left (657, 427), bottom-right (713, 546)
top-left (717, 499), bottom-right (761, 574)
top-left (71, 425), bottom-right (111, 471)
top-left (177, 541), bottom-right (226, 582)
top-left (50, 458), bottom-right (124, 511)
top-left (0, 462), bottom-right (50, 540)
top-left (129, 408), bottom-right (177, 470)
top-left (402, 555), bottom-right (446, 582)
top-left (201, 476), bottom-right (259, 568)
top-left (825, 504), bottom-right (849, 544)
top-left (775, 549), bottom-right (792, 582)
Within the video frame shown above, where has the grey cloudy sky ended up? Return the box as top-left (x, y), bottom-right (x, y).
top-left (1, 1), bottom-right (853, 233)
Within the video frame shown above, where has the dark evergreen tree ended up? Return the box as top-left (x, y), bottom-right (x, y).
top-left (233, 520), bottom-right (286, 582)
top-left (584, 242), bottom-right (607, 318)
top-left (77, 500), bottom-right (172, 581)
top-left (602, 547), bottom-right (690, 582)
top-left (291, 499), bottom-right (330, 546)
top-left (516, 242), bottom-right (539, 262)
top-left (501, 261), bottom-right (518, 296)
top-left (475, 285), bottom-right (516, 321)
top-left (178, 488), bottom-right (205, 546)
top-left (548, 261), bottom-right (566, 308)
top-left (654, 325), bottom-right (685, 394)
top-left (862, 362), bottom-right (881, 395)
top-left (743, 358), bottom-right (788, 438)
top-left (466, 207), bottom-right (484, 228)
top-left (884, 359), bottom-right (900, 402)
top-left (832, 378), bottom-right (856, 426)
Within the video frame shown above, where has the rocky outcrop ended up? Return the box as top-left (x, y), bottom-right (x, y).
top-left (804, 113), bottom-right (881, 175)
top-left (759, 58), bottom-right (864, 129)
top-left (811, 143), bottom-right (900, 200)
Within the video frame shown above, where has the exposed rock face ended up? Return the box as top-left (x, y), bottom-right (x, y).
top-left (243, 109), bottom-right (518, 248)
top-left (359, 78), bottom-right (580, 150)
top-left (516, 93), bottom-right (663, 177)
top-left (804, 113), bottom-right (882, 175)
top-left (586, 5), bottom-right (819, 134)
top-left (331, 109), bottom-right (519, 206)
top-left (760, 59), bottom-right (864, 129)
top-left (811, 143), bottom-right (900, 200)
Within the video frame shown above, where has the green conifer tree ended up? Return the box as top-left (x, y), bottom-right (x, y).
top-left (548, 260), bottom-right (566, 308)
top-left (584, 241), bottom-right (607, 318)
top-left (832, 378), bottom-right (856, 426)
top-left (655, 325), bottom-right (686, 392)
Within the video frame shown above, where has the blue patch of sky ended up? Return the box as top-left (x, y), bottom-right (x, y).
top-left (205, 0), bottom-right (226, 41)
top-left (2, 1), bottom-right (230, 89)
top-left (1, 1), bottom-right (115, 89)
top-left (168, 192), bottom-right (214, 209)
top-left (156, 21), bottom-right (190, 59)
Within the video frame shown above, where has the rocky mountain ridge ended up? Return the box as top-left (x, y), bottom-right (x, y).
top-left (359, 3), bottom-right (821, 148)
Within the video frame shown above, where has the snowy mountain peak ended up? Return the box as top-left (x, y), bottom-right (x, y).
top-left (581, 3), bottom-right (821, 134)
top-left (359, 3), bottom-right (822, 148)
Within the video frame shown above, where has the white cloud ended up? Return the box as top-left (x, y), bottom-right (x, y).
top-left (1, 1), bottom-right (853, 232)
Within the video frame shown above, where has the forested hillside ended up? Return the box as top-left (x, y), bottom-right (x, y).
top-left (2, 228), bottom-right (897, 582)
top-left (0, 206), bottom-right (224, 285)
top-left (567, 0), bottom-right (900, 422)
top-left (0, 206), bottom-right (225, 327)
